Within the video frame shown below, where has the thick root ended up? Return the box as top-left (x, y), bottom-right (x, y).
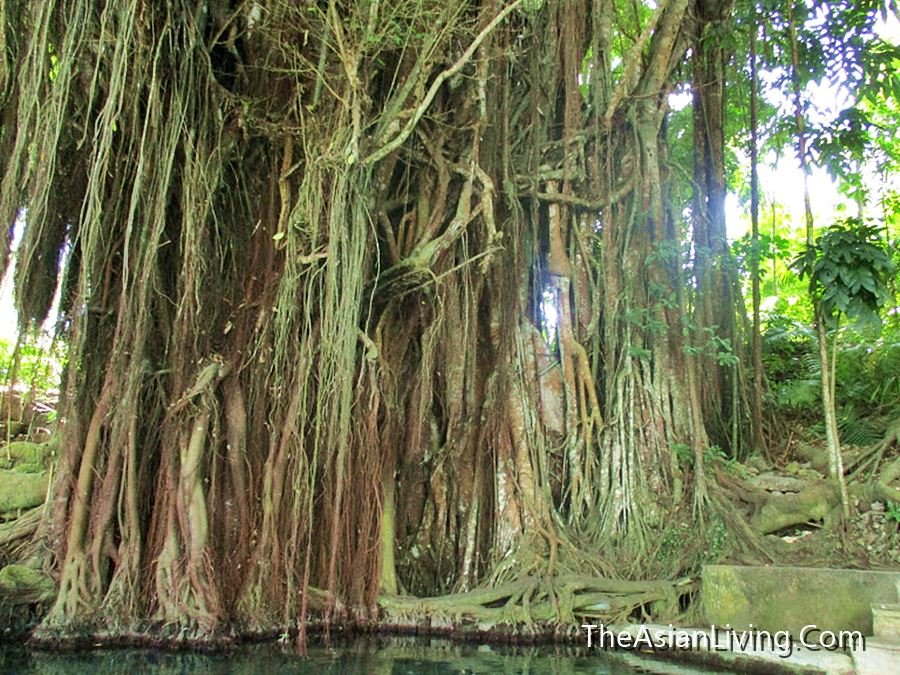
top-left (378, 574), bottom-right (691, 633)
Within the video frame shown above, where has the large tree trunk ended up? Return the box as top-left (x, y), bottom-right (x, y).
top-left (0, 0), bottom-right (739, 643)
top-left (690, 0), bottom-right (743, 455)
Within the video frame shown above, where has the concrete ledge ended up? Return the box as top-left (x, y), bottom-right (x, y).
top-left (702, 565), bottom-right (900, 637)
top-left (853, 639), bottom-right (900, 675)
top-left (608, 623), bottom-right (854, 674)
top-left (872, 602), bottom-right (900, 641)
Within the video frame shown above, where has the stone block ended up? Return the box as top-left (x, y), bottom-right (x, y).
top-left (702, 565), bottom-right (900, 637)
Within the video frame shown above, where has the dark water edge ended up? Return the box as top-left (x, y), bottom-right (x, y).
top-left (0, 635), bottom-right (741, 674)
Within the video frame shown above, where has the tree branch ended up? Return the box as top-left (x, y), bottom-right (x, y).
top-left (362, 0), bottom-right (524, 166)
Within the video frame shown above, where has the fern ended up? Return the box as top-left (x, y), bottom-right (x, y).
top-left (836, 405), bottom-right (883, 446)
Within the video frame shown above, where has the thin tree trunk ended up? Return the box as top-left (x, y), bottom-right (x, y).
top-left (749, 4), bottom-right (766, 458)
top-left (787, 0), bottom-right (814, 247)
top-left (816, 314), bottom-right (850, 521)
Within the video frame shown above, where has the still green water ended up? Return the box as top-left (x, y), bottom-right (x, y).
top-left (0, 637), bottom-right (736, 674)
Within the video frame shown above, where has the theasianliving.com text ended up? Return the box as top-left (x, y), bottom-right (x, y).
top-left (581, 623), bottom-right (865, 659)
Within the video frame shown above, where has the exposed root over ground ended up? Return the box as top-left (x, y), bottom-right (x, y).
top-left (378, 574), bottom-right (694, 638)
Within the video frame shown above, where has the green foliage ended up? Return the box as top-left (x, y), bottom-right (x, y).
top-left (708, 333), bottom-right (739, 367)
top-left (811, 108), bottom-right (873, 202)
top-left (671, 442), bottom-right (745, 476)
top-left (705, 445), bottom-right (746, 476)
top-left (0, 338), bottom-right (61, 396)
top-left (763, 321), bottom-right (820, 413)
top-left (655, 522), bottom-right (692, 567)
top-left (720, 0), bottom-right (899, 214)
top-left (654, 514), bottom-right (729, 572)
top-left (836, 334), bottom-right (900, 411)
top-left (834, 406), bottom-right (883, 446)
top-left (886, 501), bottom-right (900, 524)
top-left (762, 316), bottom-right (816, 367)
top-left (763, 318), bottom-right (900, 436)
top-left (730, 200), bottom-right (815, 329)
top-left (681, 323), bottom-right (739, 366)
top-left (702, 517), bottom-right (729, 563)
top-left (732, 207), bottom-right (898, 439)
top-left (671, 442), bottom-right (691, 467)
top-left (793, 219), bottom-right (893, 329)
top-left (732, 230), bottom-right (792, 275)
top-left (777, 378), bottom-right (819, 411)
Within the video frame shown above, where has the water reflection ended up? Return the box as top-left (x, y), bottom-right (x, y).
top-left (0, 635), bottom-right (735, 674)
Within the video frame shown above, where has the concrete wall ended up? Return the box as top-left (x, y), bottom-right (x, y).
top-left (702, 565), bottom-right (900, 636)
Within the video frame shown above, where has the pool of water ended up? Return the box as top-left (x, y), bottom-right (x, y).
top-left (0, 636), bottom-right (738, 674)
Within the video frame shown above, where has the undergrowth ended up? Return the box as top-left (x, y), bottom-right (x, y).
top-left (763, 314), bottom-right (900, 446)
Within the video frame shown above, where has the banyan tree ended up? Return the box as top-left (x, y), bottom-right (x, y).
top-left (0, 0), bottom-right (766, 644)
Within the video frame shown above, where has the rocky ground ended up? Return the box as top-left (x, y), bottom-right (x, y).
top-left (739, 435), bottom-right (900, 569)
top-left (0, 390), bottom-right (57, 637)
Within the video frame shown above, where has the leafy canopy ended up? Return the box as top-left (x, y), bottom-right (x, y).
top-left (793, 218), bottom-right (894, 329)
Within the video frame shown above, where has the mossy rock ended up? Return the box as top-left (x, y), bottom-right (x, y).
top-left (745, 454), bottom-right (769, 473)
top-left (0, 564), bottom-right (55, 604)
top-left (5, 440), bottom-right (52, 464)
top-left (12, 462), bottom-right (45, 474)
top-left (0, 470), bottom-right (48, 511)
top-left (1, 440), bottom-right (54, 469)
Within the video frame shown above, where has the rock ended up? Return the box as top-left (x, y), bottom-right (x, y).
top-left (12, 462), bottom-right (45, 474)
top-left (745, 454), bottom-right (769, 473)
top-left (0, 470), bottom-right (48, 512)
top-left (0, 564), bottom-right (55, 604)
top-left (795, 443), bottom-right (829, 472)
top-left (784, 461), bottom-right (800, 475)
top-left (751, 472), bottom-right (809, 493)
top-left (702, 564), bottom-right (900, 637)
top-left (797, 467), bottom-right (823, 481)
top-left (872, 603), bottom-right (900, 642)
top-left (2, 441), bottom-right (53, 467)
